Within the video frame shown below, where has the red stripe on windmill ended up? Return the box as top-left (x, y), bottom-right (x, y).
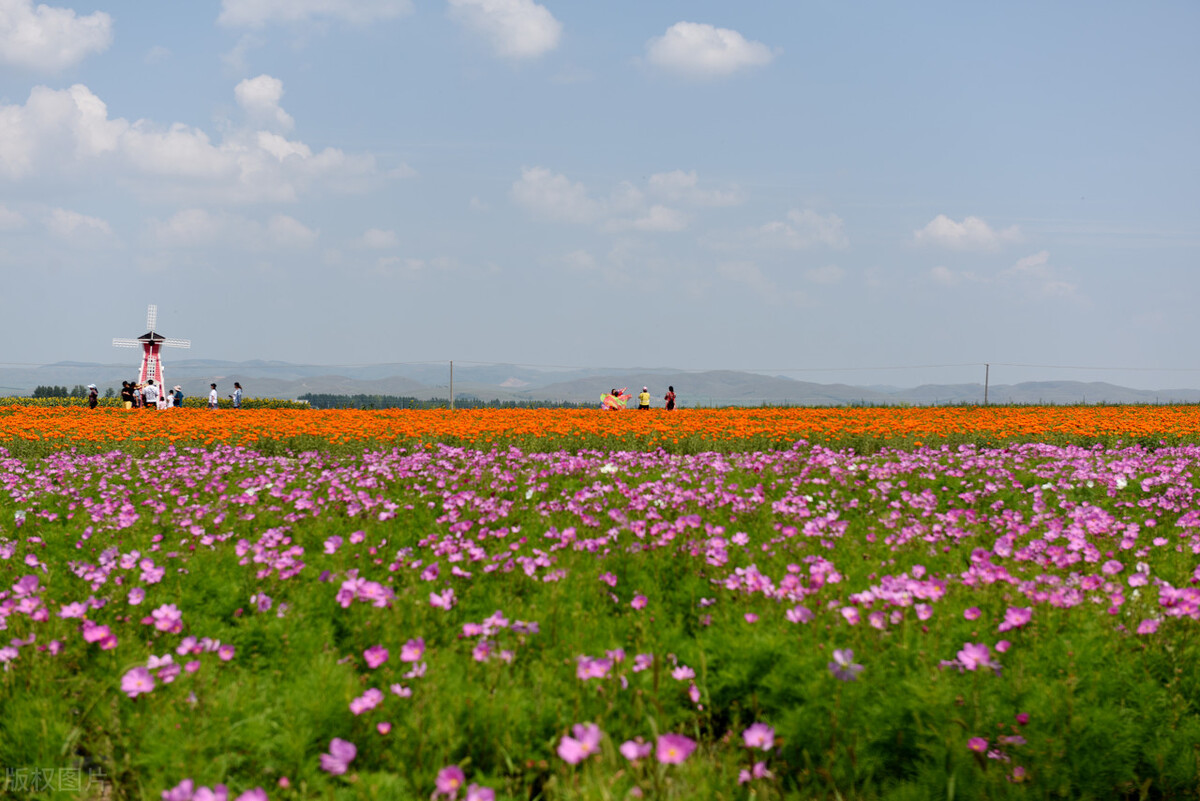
top-left (112, 304), bottom-right (191, 386)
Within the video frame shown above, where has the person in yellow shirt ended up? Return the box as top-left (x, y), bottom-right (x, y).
top-left (638, 387), bottom-right (651, 410)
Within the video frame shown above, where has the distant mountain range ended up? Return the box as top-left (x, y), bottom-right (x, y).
top-left (4, 360), bottom-right (1200, 406)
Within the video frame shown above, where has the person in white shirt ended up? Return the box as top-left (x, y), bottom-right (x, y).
top-left (144, 380), bottom-right (160, 409)
top-left (230, 382), bottom-right (243, 409)
top-left (208, 383), bottom-right (218, 409)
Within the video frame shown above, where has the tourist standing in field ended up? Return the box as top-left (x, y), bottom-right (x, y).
top-left (172, 386), bottom-right (184, 407)
top-left (638, 386), bottom-right (651, 410)
top-left (208, 383), bottom-right (218, 409)
top-left (120, 381), bottom-right (134, 409)
top-left (664, 385), bottom-right (676, 411)
top-left (231, 382), bottom-right (243, 409)
top-left (144, 380), bottom-right (160, 409)
top-left (87, 384), bottom-right (98, 409)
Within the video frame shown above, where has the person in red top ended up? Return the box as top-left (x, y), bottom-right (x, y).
top-left (664, 385), bottom-right (676, 411)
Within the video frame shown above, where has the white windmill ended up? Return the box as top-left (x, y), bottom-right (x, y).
top-left (112, 304), bottom-right (191, 386)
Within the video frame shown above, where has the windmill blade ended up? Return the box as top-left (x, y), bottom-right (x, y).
top-left (164, 338), bottom-right (191, 349)
top-left (146, 304), bottom-right (158, 331)
top-left (112, 338), bottom-right (140, 348)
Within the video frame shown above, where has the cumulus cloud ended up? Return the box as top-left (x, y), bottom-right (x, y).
top-left (359, 227), bottom-right (398, 248)
top-left (514, 166), bottom-right (735, 233)
top-left (607, 204), bottom-right (689, 233)
top-left (147, 208), bottom-right (317, 250)
top-left (0, 0), bottom-right (112, 71)
top-left (914, 214), bottom-right (1022, 251)
top-left (511, 166), bottom-right (602, 223)
top-left (0, 82), bottom-right (377, 202)
top-left (447, 0), bottom-right (561, 60)
top-left (717, 260), bottom-right (803, 306)
top-left (234, 75), bottom-right (294, 131)
top-left (805, 264), bottom-right (844, 284)
top-left (218, 0), bottom-right (412, 27)
top-left (645, 22), bottom-right (775, 78)
top-left (0, 204), bottom-right (27, 230)
top-left (1004, 250), bottom-right (1076, 298)
top-left (754, 208), bottom-right (848, 249)
top-left (45, 207), bottom-right (113, 243)
top-left (647, 169), bottom-right (743, 207)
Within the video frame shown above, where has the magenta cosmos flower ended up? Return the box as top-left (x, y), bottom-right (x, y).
top-left (558, 723), bottom-right (602, 764)
top-left (320, 738), bottom-right (357, 775)
top-left (828, 649), bottom-right (863, 681)
top-left (434, 765), bottom-right (466, 798)
top-left (742, 722), bottom-right (775, 751)
top-left (656, 733), bottom-right (696, 764)
top-left (465, 784), bottom-right (494, 801)
top-left (363, 644), bottom-right (389, 668)
top-left (619, 738), bottom-right (652, 762)
top-left (956, 642), bottom-right (992, 671)
top-left (967, 737), bottom-right (988, 753)
top-left (400, 637), bottom-right (425, 662)
top-left (121, 666), bottom-right (155, 698)
top-left (998, 607), bottom-right (1032, 633)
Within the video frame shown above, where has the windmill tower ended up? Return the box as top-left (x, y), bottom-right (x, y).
top-left (112, 304), bottom-right (191, 386)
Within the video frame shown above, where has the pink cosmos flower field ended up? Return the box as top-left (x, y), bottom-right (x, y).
top-left (0, 438), bottom-right (1197, 799)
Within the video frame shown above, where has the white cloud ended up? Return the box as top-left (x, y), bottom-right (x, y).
top-left (45, 207), bottom-right (112, 242)
top-left (647, 169), bottom-right (743, 207)
top-left (562, 249), bottom-right (595, 271)
top-left (360, 227), bottom-right (398, 248)
top-left (0, 204), bottom-right (27, 230)
top-left (235, 75), bottom-right (294, 131)
top-left (928, 265), bottom-right (984, 286)
top-left (608, 204), bottom-right (689, 233)
top-left (754, 208), bottom-right (848, 249)
top-left (0, 0), bottom-right (112, 71)
top-left (1004, 250), bottom-right (1076, 298)
top-left (805, 264), bottom-right (844, 284)
top-left (645, 22), bottom-right (775, 79)
top-left (914, 214), bottom-right (1022, 251)
top-left (447, 0), bottom-right (561, 60)
top-left (717, 260), bottom-right (804, 306)
top-left (511, 166), bottom-right (601, 223)
top-left (218, 0), bottom-right (412, 27)
top-left (0, 82), bottom-right (377, 202)
top-left (145, 45), bottom-right (171, 65)
top-left (147, 208), bottom-right (317, 250)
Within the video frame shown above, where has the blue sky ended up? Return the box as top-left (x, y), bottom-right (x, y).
top-left (1, 0), bottom-right (1197, 389)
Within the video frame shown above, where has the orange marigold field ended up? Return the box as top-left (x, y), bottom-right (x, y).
top-left (3, 404), bottom-right (1200, 449)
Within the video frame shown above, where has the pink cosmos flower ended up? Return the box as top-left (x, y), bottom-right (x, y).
top-left (430, 588), bottom-right (456, 609)
top-left (465, 784), bottom-right (495, 801)
top-left (400, 637), bottom-right (425, 662)
top-left (687, 683), bottom-right (701, 704)
top-left (998, 607), bottom-right (1032, 632)
top-left (1015, 712), bottom-right (1030, 725)
top-left (128, 587), bottom-right (145, 605)
top-left (957, 642), bottom-right (991, 671)
top-left (996, 640), bottom-right (1011, 653)
top-left (633, 653), bottom-right (653, 672)
top-left (963, 607), bottom-right (982, 621)
top-left (786, 605), bottom-right (814, 624)
top-left (671, 665), bottom-right (695, 681)
top-left (364, 645), bottom-right (389, 669)
top-left (742, 722), bottom-right (774, 751)
top-left (557, 723), bottom-right (602, 764)
top-left (391, 684), bottom-right (413, 697)
top-left (656, 733), bottom-right (696, 764)
top-left (121, 666), bottom-right (155, 698)
top-left (915, 603), bottom-right (933, 621)
top-left (218, 644), bottom-right (235, 661)
top-left (377, 721), bottom-right (392, 735)
top-left (631, 594), bottom-right (647, 610)
top-left (151, 603), bottom-right (183, 633)
top-left (1137, 619), bottom-right (1160, 635)
top-left (840, 607), bottom-right (860, 625)
top-left (744, 613), bottom-right (759, 624)
top-left (620, 738), bottom-right (652, 762)
top-left (234, 789), bottom-right (267, 801)
top-left (320, 738), bottom-right (357, 775)
top-left (967, 737), bottom-right (988, 753)
top-left (350, 688), bottom-right (384, 715)
top-left (599, 571), bottom-right (618, 587)
top-left (434, 765), bottom-right (466, 798)
top-left (828, 648), bottom-right (863, 681)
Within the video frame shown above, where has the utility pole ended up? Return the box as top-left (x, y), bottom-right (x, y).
top-left (450, 360), bottom-right (454, 411)
top-left (984, 363), bottom-right (990, 406)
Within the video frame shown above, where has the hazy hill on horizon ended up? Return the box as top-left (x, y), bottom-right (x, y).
top-left (4, 361), bottom-right (1200, 407)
